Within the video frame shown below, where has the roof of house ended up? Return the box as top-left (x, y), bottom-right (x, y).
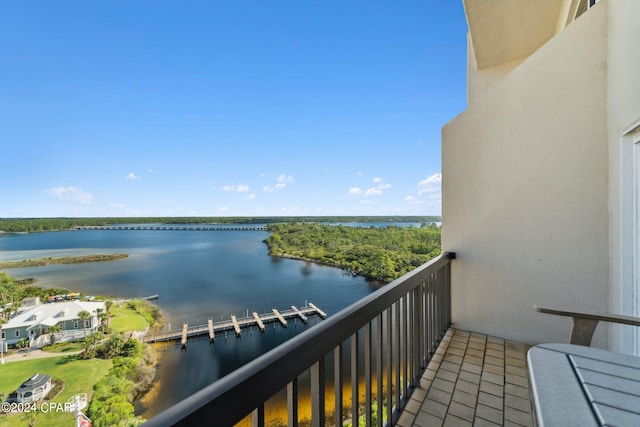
top-left (3, 300), bottom-right (105, 330)
top-left (18, 373), bottom-right (52, 393)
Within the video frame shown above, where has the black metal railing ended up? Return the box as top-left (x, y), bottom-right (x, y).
top-left (144, 252), bottom-right (455, 427)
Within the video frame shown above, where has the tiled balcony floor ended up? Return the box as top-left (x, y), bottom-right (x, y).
top-left (397, 329), bottom-right (534, 427)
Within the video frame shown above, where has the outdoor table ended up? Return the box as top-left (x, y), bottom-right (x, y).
top-left (527, 343), bottom-right (640, 426)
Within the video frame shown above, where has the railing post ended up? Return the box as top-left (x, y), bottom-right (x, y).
top-left (252, 405), bottom-right (264, 427)
top-left (334, 345), bottom-right (343, 426)
top-left (287, 379), bottom-right (298, 427)
top-left (365, 321), bottom-right (373, 427)
top-left (351, 331), bottom-right (360, 426)
top-left (311, 359), bottom-right (325, 427)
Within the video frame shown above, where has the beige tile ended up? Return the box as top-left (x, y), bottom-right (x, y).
top-left (469, 333), bottom-right (487, 343)
top-left (436, 368), bottom-right (459, 383)
top-left (487, 336), bottom-right (504, 345)
top-left (443, 414), bottom-right (473, 427)
top-left (421, 398), bottom-right (448, 418)
top-left (473, 416), bottom-right (502, 427)
top-left (414, 410), bottom-right (443, 427)
top-left (504, 407), bottom-right (533, 427)
top-left (432, 378), bottom-right (456, 394)
top-left (486, 342), bottom-right (504, 352)
top-left (461, 362), bottom-right (482, 375)
top-left (396, 409), bottom-right (415, 427)
top-left (465, 348), bottom-right (485, 358)
top-left (505, 394), bottom-right (531, 413)
top-left (448, 401), bottom-right (476, 422)
top-left (479, 381), bottom-right (503, 397)
top-left (464, 355), bottom-right (484, 366)
top-left (505, 383), bottom-right (529, 400)
top-left (483, 363), bottom-right (504, 376)
top-left (444, 354), bottom-right (464, 365)
top-left (484, 350), bottom-right (504, 359)
top-left (451, 389), bottom-right (477, 408)
top-left (440, 361), bottom-right (462, 374)
top-left (481, 371), bottom-right (504, 386)
top-left (468, 341), bottom-right (486, 351)
top-left (458, 370), bottom-right (481, 385)
top-left (456, 379), bottom-right (480, 396)
top-left (505, 373), bottom-right (528, 388)
top-left (427, 387), bottom-right (452, 406)
top-left (447, 346), bottom-right (466, 357)
top-left (475, 404), bottom-right (503, 425)
top-left (505, 364), bottom-right (527, 378)
top-left (477, 391), bottom-right (503, 410)
top-left (404, 396), bottom-right (422, 415)
top-left (484, 356), bottom-right (505, 367)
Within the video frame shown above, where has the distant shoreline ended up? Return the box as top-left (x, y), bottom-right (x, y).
top-left (0, 253), bottom-right (129, 269)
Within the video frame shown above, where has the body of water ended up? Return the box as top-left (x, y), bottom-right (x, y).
top-left (0, 227), bottom-right (383, 419)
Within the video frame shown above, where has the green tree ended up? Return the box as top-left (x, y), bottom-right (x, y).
top-left (48, 324), bottom-right (62, 345)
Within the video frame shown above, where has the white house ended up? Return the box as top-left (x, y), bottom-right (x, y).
top-left (1, 300), bottom-right (106, 347)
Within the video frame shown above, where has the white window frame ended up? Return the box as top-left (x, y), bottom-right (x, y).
top-left (15, 330), bottom-right (20, 337)
top-left (621, 122), bottom-right (640, 355)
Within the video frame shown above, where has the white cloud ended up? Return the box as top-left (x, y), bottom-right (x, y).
top-left (348, 178), bottom-right (391, 198)
top-left (126, 172), bottom-right (140, 180)
top-left (417, 173), bottom-right (442, 195)
top-left (223, 184), bottom-right (250, 193)
top-left (364, 187), bottom-right (382, 197)
top-left (405, 196), bottom-right (423, 205)
top-left (263, 174), bottom-right (294, 192)
top-left (219, 206), bottom-right (231, 213)
top-left (275, 174), bottom-right (294, 189)
top-left (45, 186), bottom-right (93, 204)
top-left (246, 193), bottom-right (256, 200)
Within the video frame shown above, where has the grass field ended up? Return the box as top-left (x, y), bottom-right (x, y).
top-left (109, 302), bottom-right (150, 333)
top-left (0, 355), bottom-right (112, 427)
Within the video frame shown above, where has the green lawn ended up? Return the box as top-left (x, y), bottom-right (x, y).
top-left (109, 303), bottom-right (150, 333)
top-left (0, 355), bottom-right (112, 427)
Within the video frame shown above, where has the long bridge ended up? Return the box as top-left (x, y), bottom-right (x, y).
top-left (76, 225), bottom-right (267, 231)
top-left (141, 303), bottom-right (327, 348)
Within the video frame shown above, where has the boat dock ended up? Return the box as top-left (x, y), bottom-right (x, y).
top-left (143, 304), bottom-right (327, 346)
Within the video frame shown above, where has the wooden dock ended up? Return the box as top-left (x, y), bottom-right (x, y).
top-left (144, 304), bottom-right (326, 344)
top-left (181, 323), bottom-right (188, 350)
top-left (272, 309), bottom-right (287, 327)
top-left (208, 319), bottom-right (215, 343)
top-left (231, 315), bottom-right (241, 337)
top-left (252, 311), bottom-right (265, 332)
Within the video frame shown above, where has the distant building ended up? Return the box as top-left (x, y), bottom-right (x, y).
top-left (19, 296), bottom-right (41, 313)
top-left (1, 301), bottom-right (105, 347)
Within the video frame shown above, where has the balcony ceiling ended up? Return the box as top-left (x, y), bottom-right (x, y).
top-left (463, 0), bottom-right (565, 70)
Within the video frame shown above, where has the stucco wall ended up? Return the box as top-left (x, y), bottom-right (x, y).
top-left (442, 3), bottom-right (609, 346)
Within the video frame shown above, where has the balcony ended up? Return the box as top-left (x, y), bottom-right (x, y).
top-left (142, 253), bottom-right (536, 426)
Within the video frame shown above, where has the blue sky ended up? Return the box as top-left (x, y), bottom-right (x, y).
top-left (1, 1), bottom-right (467, 218)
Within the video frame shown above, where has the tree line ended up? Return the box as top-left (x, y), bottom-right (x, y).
top-left (264, 223), bottom-right (441, 282)
top-left (0, 216), bottom-right (440, 233)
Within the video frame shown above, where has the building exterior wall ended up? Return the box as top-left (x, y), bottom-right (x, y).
top-left (442, 2), bottom-right (610, 346)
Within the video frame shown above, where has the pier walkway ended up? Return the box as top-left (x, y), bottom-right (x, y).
top-left (142, 304), bottom-right (326, 344)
